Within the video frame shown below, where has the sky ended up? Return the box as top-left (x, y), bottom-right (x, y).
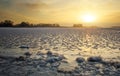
top-left (0, 0), bottom-right (120, 27)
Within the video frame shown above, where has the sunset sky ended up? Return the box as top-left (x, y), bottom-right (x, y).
top-left (0, 0), bottom-right (120, 27)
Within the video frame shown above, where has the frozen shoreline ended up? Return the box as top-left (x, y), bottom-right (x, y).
top-left (0, 51), bottom-right (120, 76)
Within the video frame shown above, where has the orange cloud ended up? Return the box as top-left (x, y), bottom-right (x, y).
top-left (17, 2), bottom-right (48, 9)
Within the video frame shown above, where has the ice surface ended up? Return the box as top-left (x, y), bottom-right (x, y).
top-left (0, 28), bottom-right (120, 76)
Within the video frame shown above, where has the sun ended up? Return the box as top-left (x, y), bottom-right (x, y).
top-left (82, 14), bottom-right (96, 22)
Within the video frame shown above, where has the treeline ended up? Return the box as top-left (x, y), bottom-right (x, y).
top-left (0, 20), bottom-right (60, 27)
top-left (73, 24), bottom-right (83, 27)
top-left (111, 26), bottom-right (120, 28)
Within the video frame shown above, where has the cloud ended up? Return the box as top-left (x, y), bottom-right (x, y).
top-left (16, 1), bottom-right (48, 10)
top-left (21, 3), bottom-right (46, 8)
top-left (0, 10), bottom-right (40, 23)
top-left (0, 0), bottom-right (48, 10)
top-left (0, 0), bottom-right (13, 8)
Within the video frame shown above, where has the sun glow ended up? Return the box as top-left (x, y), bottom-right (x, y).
top-left (82, 14), bottom-right (96, 23)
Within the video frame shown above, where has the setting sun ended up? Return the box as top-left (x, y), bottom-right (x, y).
top-left (82, 14), bottom-right (96, 23)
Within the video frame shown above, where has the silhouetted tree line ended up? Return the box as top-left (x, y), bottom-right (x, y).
top-left (111, 26), bottom-right (120, 28)
top-left (0, 20), bottom-right (14, 27)
top-left (0, 20), bottom-right (60, 27)
top-left (73, 24), bottom-right (83, 27)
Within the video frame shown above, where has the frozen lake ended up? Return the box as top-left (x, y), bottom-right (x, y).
top-left (0, 28), bottom-right (120, 62)
top-left (0, 28), bottom-right (120, 76)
